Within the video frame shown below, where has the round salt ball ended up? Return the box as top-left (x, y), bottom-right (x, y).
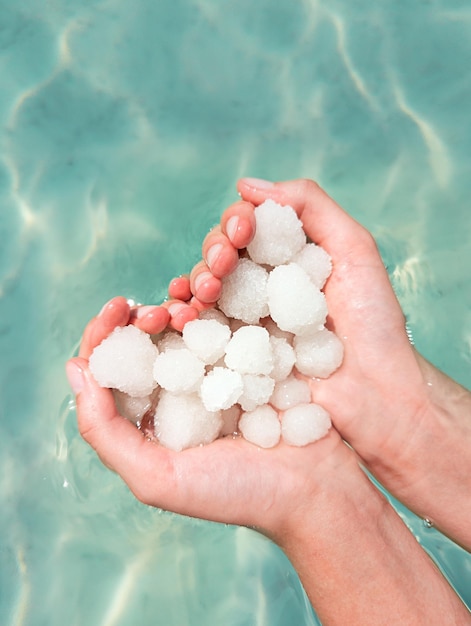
top-left (239, 374), bottom-right (275, 412)
top-left (154, 391), bottom-right (222, 451)
top-left (239, 405), bottom-right (281, 448)
top-left (183, 318), bottom-right (231, 364)
top-left (89, 325), bottom-right (158, 397)
top-left (269, 336), bottom-right (296, 382)
top-left (200, 367), bottom-right (243, 411)
top-left (199, 307), bottom-right (230, 326)
top-left (247, 200), bottom-right (306, 266)
top-left (113, 388), bottom-right (159, 424)
top-left (294, 328), bottom-right (344, 378)
top-left (157, 331), bottom-right (186, 352)
top-left (281, 403), bottom-right (332, 446)
top-left (267, 264), bottom-right (327, 335)
top-left (153, 348), bottom-right (205, 393)
top-left (270, 375), bottom-right (311, 411)
top-left (224, 326), bottom-right (273, 375)
top-left (292, 243), bottom-right (332, 289)
top-left (218, 258), bottom-right (269, 324)
top-left (220, 404), bottom-right (241, 437)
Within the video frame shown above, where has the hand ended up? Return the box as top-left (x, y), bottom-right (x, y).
top-left (181, 178), bottom-right (471, 548)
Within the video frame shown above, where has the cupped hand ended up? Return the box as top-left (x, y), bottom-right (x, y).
top-left (186, 178), bottom-right (434, 494)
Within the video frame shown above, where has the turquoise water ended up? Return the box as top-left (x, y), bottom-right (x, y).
top-left (1, 1), bottom-right (470, 624)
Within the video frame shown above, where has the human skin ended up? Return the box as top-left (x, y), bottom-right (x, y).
top-left (187, 177), bottom-right (471, 550)
top-left (65, 178), bottom-right (471, 623)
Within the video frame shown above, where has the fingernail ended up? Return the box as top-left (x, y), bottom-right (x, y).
top-left (225, 216), bottom-right (239, 243)
top-left (167, 302), bottom-right (187, 317)
top-left (241, 177), bottom-right (275, 190)
top-left (98, 298), bottom-right (113, 317)
top-left (206, 243), bottom-right (223, 270)
top-left (66, 360), bottom-right (84, 395)
top-left (194, 271), bottom-right (213, 292)
top-left (136, 305), bottom-right (158, 319)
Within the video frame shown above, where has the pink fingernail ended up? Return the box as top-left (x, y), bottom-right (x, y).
top-left (242, 177), bottom-right (274, 190)
top-left (66, 360), bottom-right (84, 395)
top-left (194, 271), bottom-right (213, 292)
top-left (225, 216), bottom-right (239, 243)
top-left (136, 305), bottom-right (158, 319)
top-left (167, 302), bottom-right (187, 317)
top-left (206, 243), bottom-right (223, 270)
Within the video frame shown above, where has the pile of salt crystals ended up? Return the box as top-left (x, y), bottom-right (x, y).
top-left (89, 200), bottom-right (344, 451)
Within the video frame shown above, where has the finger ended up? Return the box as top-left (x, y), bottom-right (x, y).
top-left (129, 305), bottom-right (170, 334)
top-left (79, 296), bottom-right (130, 359)
top-left (168, 275), bottom-right (192, 302)
top-left (220, 200), bottom-right (256, 249)
top-left (237, 178), bottom-right (368, 256)
top-left (202, 229), bottom-right (239, 279)
top-left (162, 300), bottom-right (199, 331)
top-left (189, 261), bottom-right (222, 304)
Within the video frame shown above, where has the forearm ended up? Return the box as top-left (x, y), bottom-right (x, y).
top-left (272, 458), bottom-right (470, 626)
top-left (371, 351), bottom-right (471, 549)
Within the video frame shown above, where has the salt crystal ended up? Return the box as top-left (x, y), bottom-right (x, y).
top-left (113, 388), bottom-right (159, 424)
top-left (294, 328), bottom-right (344, 378)
top-left (269, 336), bottom-right (296, 382)
top-left (239, 405), bottom-right (281, 448)
top-left (267, 263), bottom-right (327, 335)
top-left (218, 258), bottom-right (269, 324)
top-left (281, 403), bottom-right (331, 446)
top-left (247, 200), bottom-right (306, 266)
top-left (157, 331), bottom-right (186, 352)
top-left (270, 375), bottom-right (311, 411)
top-left (224, 326), bottom-right (273, 375)
top-left (153, 348), bottom-right (205, 393)
top-left (89, 325), bottom-right (158, 397)
top-left (183, 318), bottom-right (231, 364)
top-left (154, 391), bottom-right (222, 451)
top-left (199, 308), bottom-right (230, 326)
top-left (292, 243), bottom-right (332, 289)
top-left (200, 367), bottom-right (243, 411)
top-left (239, 374), bottom-right (275, 412)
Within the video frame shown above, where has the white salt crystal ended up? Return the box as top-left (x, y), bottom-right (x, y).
top-left (281, 403), bottom-right (331, 446)
top-left (89, 325), bottom-right (158, 397)
top-left (198, 308), bottom-right (230, 326)
top-left (292, 243), bottom-right (332, 289)
top-left (200, 367), bottom-right (243, 411)
top-left (220, 405), bottom-right (241, 437)
top-left (153, 348), bottom-right (205, 393)
top-left (157, 331), bottom-right (186, 352)
top-left (239, 374), bottom-right (275, 412)
top-left (218, 258), bottom-right (269, 324)
top-left (247, 200), bottom-right (306, 266)
top-left (270, 375), bottom-right (312, 411)
top-left (224, 326), bottom-right (273, 375)
top-left (113, 388), bottom-right (159, 424)
top-left (294, 328), bottom-right (344, 378)
top-left (183, 318), bottom-right (231, 364)
top-left (154, 391), bottom-right (222, 451)
top-left (267, 263), bottom-right (327, 335)
top-left (269, 336), bottom-right (296, 382)
top-left (239, 405), bottom-right (281, 448)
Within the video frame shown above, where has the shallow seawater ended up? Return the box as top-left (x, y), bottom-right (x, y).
top-left (0, 1), bottom-right (470, 624)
